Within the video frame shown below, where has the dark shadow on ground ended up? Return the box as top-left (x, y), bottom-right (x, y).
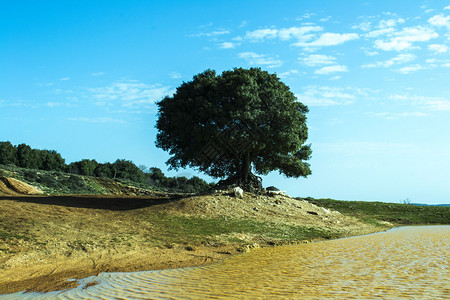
top-left (0, 193), bottom-right (187, 211)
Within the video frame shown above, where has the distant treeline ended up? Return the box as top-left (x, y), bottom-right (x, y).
top-left (0, 141), bottom-right (213, 193)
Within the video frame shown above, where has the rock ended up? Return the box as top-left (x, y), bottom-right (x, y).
top-left (266, 186), bottom-right (280, 191)
top-left (321, 207), bottom-right (331, 214)
top-left (267, 190), bottom-right (286, 196)
top-left (239, 243), bottom-right (260, 253)
top-left (233, 186), bottom-right (244, 199)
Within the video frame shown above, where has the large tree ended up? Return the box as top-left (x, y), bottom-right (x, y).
top-left (156, 68), bottom-right (311, 192)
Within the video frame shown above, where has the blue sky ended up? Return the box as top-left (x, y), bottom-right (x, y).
top-left (1, 0), bottom-right (449, 204)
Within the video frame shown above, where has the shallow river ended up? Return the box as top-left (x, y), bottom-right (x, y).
top-left (3, 226), bottom-right (450, 299)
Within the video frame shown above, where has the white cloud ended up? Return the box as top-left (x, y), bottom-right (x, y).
top-left (374, 26), bottom-right (439, 51)
top-left (190, 29), bottom-right (230, 37)
top-left (238, 52), bottom-right (283, 68)
top-left (169, 72), bottom-right (182, 79)
top-left (445, 6), bottom-right (450, 10)
top-left (428, 44), bottom-right (449, 53)
top-left (300, 54), bottom-right (336, 66)
top-left (428, 14), bottom-right (450, 29)
top-left (245, 28), bottom-right (278, 40)
top-left (89, 80), bottom-right (174, 108)
top-left (296, 13), bottom-right (315, 21)
top-left (371, 111), bottom-right (429, 119)
top-left (244, 26), bottom-right (322, 42)
top-left (296, 86), bottom-right (357, 106)
top-left (378, 18), bottom-right (405, 29)
top-left (45, 102), bottom-right (62, 107)
top-left (374, 39), bottom-right (412, 51)
top-left (278, 26), bottom-right (323, 41)
top-left (239, 21), bottom-right (248, 28)
top-left (294, 32), bottom-right (359, 48)
top-left (390, 94), bottom-right (450, 111)
top-left (60, 77), bottom-right (70, 81)
top-left (352, 21), bottom-right (372, 32)
top-left (277, 69), bottom-right (299, 78)
top-left (398, 64), bottom-right (425, 74)
top-left (69, 117), bottom-right (126, 124)
top-left (219, 42), bottom-right (239, 49)
top-left (362, 53), bottom-right (416, 68)
top-left (426, 100), bottom-right (450, 110)
top-left (315, 65), bottom-right (348, 74)
top-left (365, 27), bottom-right (395, 38)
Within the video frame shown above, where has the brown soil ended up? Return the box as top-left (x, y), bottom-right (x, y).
top-left (0, 179), bottom-right (389, 295)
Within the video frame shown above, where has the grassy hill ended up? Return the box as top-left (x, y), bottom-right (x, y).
top-left (0, 164), bottom-right (449, 294)
top-left (305, 198), bottom-right (449, 226)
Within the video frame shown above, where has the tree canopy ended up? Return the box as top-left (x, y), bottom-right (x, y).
top-left (156, 68), bottom-right (312, 192)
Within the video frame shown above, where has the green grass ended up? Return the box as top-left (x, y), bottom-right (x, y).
top-left (0, 229), bottom-right (32, 241)
top-left (146, 213), bottom-right (339, 245)
top-left (304, 198), bottom-right (450, 225)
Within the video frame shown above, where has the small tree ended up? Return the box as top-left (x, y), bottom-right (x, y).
top-left (0, 141), bottom-right (17, 165)
top-left (156, 68), bottom-right (311, 193)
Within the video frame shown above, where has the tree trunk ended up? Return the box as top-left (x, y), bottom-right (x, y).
top-left (214, 152), bottom-right (264, 194)
top-left (241, 152), bottom-right (251, 180)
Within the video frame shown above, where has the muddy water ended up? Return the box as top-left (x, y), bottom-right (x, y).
top-left (4, 226), bottom-right (450, 299)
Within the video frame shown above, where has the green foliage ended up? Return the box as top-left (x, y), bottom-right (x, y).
top-left (305, 198), bottom-right (450, 225)
top-left (0, 142), bottom-right (65, 171)
top-left (111, 159), bottom-right (145, 182)
top-left (67, 159), bottom-right (98, 176)
top-left (0, 141), bottom-right (17, 165)
top-left (1, 141), bottom-right (213, 194)
top-left (148, 214), bottom-right (338, 244)
top-left (156, 68), bottom-right (312, 181)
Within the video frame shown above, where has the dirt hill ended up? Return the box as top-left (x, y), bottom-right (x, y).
top-left (0, 176), bottom-right (44, 196)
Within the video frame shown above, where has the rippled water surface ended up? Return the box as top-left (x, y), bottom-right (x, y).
top-left (4, 226), bottom-right (449, 299)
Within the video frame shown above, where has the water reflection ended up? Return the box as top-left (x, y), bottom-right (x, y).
top-left (3, 226), bottom-right (449, 299)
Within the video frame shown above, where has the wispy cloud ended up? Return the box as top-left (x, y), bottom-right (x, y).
top-left (299, 54), bottom-right (336, 66)
top-left (370, 111), bottom-right (429, 119)
top-left (296, 86), bottom-right (358, 106)
top-left (364, 27), bottom-right (395, 38)
top-left (397, 64), bottom-right (425, 74)
top-left (190, 29), bottom-right (230, 37)
top-left (245, 28), bottom-right (278, 40)
top-left (374, 26), bottom-right (439, 51)
top-left (45, 102), bottom-right (62, 107)
top-left (390, 93), bottom-right (450, 111)
top-left (315, 65), bottom-right (348, 74)
top-left (277, 69), bottom-right (299, 78)
top-left (238, 52), bottom-right (283, 68)
top-left (378, 18), bottom-right (406, 29)
top-left (362, 53), bottom-right (416, 68)
top-left (68, 117), bottom-right (126, 124)
top-left (428, 14), bottom-right (450, 29)
top-left (169, 72), bottom-right (182, 79)
top-left (294, 32), bottom-right (359, 48)
top-left (244, 26), bottom-right (323, 42)
top-left (92, 72), bottom-right (105, 76)
top-left (60, 77), bottom-right (70, 81)
top-left (428, 44), bottom-right (449, 53)
top-left (89, 80), bottom-right (174, 108)
top-left (219, 41), bottom-right (239, 49)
